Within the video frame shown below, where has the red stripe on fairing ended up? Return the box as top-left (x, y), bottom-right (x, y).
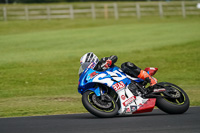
top-left (133, 98), bottom-right (156, 114)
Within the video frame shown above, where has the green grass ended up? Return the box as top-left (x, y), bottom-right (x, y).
top-left (0, 17), bottom-right (200, 117)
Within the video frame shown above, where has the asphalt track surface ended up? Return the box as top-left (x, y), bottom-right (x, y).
top-left (0, 107), bottom-right (200, 133)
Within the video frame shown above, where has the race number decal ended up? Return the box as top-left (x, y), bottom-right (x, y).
top-left (92, 70), bottom-right (126, 87)
top-left (107, 70), bottom-right (126, 82)
top-left (93, 73), bottom-right (114, 87)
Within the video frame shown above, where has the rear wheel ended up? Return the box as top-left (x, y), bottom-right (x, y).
top-left (156, 82), bottom-right (190, 114)
top-left (82, 90), bottom-right (118, 118)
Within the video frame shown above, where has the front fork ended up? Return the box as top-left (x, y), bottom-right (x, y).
top-left (87, 86), bottom-right (112, 102)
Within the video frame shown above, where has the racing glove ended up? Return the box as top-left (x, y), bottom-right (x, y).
top-left (101, 59), bottom-right (112, 70)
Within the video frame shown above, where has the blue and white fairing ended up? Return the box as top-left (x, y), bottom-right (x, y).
top-left (78, 62), bottom-right (130, 94)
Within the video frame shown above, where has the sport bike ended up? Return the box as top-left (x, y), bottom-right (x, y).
top-left (78, 62), bottom-right (189, 118)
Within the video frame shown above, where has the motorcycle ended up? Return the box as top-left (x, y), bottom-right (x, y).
top-left (78, 62), bottom-right (190, 118)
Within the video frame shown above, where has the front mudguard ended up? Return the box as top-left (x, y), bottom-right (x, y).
top-left (83, 87), bottom-right (101, 97)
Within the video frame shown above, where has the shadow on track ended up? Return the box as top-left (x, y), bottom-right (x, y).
top-left (58, 109), bottom-right (170, 119)
top-left (60, 107), bottom-right (194, 120)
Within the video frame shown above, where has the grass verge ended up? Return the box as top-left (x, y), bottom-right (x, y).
top-left (0, 17), bottom-right (199, 117)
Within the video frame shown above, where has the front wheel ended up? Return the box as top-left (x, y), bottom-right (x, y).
top-left (82, 90), bottom-right (119, 118)
top-left (156, 82), bottom-right (190, 114)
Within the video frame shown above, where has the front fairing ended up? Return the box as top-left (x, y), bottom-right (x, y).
top-left (78, 68), bottom-right (97, 94)
top-left (78, 66), bottom-right (131, 94)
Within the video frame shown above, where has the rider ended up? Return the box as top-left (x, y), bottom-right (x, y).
top-left (80, 52), bottom-right (157, 86)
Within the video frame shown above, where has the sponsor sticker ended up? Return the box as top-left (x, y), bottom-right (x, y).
top-left (153, 88), bottom-right (166, 93)
top-left (112, 81), bottom-right (125, 92)
top-left (121, 95), bottom-right (126, 100)
top-left (130, 106), bottom-right (137, 112)
top-left (126, 108), bottom-right (131, 113)
top-left (123, 108), bottom-right (131, 113)
top-left (122, 96), bottom-right (136, 107)
top-left (89, 72), bottom-right (98, 79)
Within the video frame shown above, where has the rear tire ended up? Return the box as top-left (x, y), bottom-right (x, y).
top-left (156, 82), bottom-right (190, 114)
top-left (82, 90), bottom-right (119, 118)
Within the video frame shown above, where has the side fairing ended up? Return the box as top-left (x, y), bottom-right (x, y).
top-left (78, 67), bottom-right (131, 94)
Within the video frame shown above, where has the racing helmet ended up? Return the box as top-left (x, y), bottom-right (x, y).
top-left (80, 52), bottom-right (99, 65)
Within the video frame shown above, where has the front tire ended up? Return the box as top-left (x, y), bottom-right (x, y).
top-left (82, 90), bottom-right (119, 118)
top-left (156, 82), bottom-right (190, 114)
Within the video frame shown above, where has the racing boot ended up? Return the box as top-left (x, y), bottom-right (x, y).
top-left (138, 70), bottom-right (157, 86)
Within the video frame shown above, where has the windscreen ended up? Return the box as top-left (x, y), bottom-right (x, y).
top-left (78, 62), bottom-right (91, 77)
